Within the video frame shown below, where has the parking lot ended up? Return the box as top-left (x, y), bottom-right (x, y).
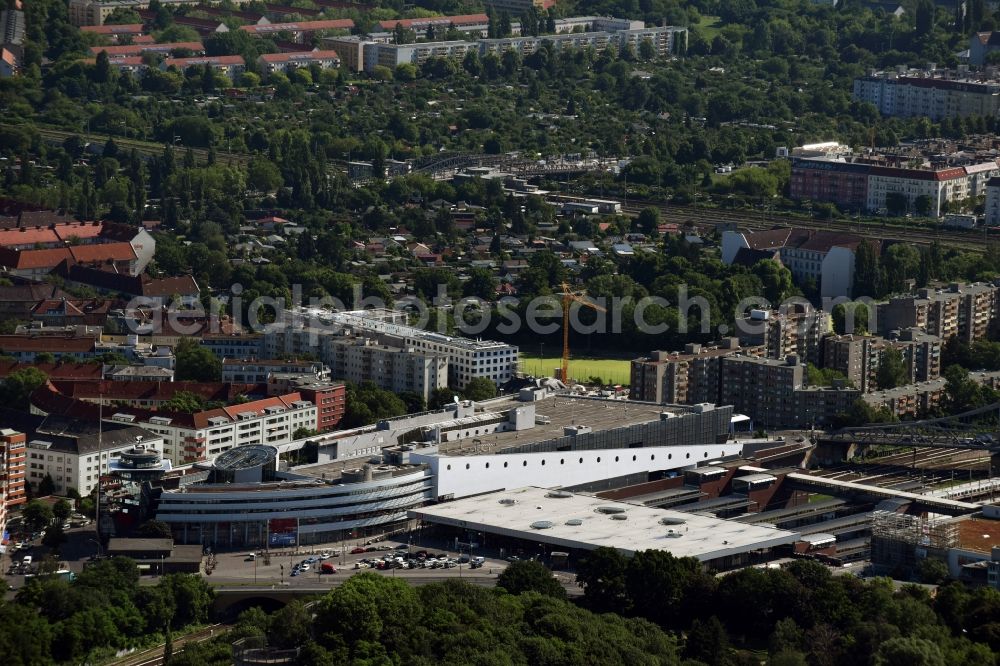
top-left (204, 535), bottom-right (516, 587)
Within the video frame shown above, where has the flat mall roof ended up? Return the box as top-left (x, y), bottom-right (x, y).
top-left (409, 486), bottom-right (801, 561)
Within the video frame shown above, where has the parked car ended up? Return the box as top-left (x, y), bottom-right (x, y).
top-left (351, 547), bottom-right (366, 554)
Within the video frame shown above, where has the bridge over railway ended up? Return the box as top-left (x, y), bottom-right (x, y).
top-left (784, 473), bottom-right (983, 516)
top-left (817, 402), bottom-right (1000, 454)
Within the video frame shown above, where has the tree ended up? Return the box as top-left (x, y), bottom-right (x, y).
top-left (636, 207), bottom-right (660, 235)
top-left (885, 192), bottom-right (909, 216)
top-left (944, 365), bottom-right (991, 413)
top-left (914, 194), bottom-right (934, 216)
top-left (463, 268), bottom-right (498, 301)
top-left (268, 600), bottom-right (313, 649)
top-left (498, 11), bottom-right (513, 38)
top-left (874, 636), bottom-right (946, 666)
top-left (576, 546), bottom-right (628, 613)
top-left (342, 382), bottom-right (407, 429)
top-left (915, 0), bottom-right (935, 36)
top-left (396, 392), bottom-right (426, 414)
top-left (246, 158), bottom-right (282, 193)
top-left (137, 520), bottom-right (173, 539)
top-left (639, 37), bottom-right (657, 61)
top-left (918, 558), bottom-right (949, 585)
top-left (394, 63), bottom-right (417, 81)
top-left (0, 367), bottom-right (49, 409)
top-left (853, 240), bottom-right (883, 299)
top-left (174, 338), bottom-right (221, 382)
top-left (160, 390), bottom-right (209, 413)
top-left (684, 615), bottom-right (730, 664)
top-left (163, 628), bottom-right (173, 666)
top-left (462, 377), bottom-right (497, 401)
top-left (496, 560), bottom-right (565, 598)
top-left (160, 574), bottom-right (214, 628)
top-left (834, 398), bottom-right (895, 428)
top-left (42, 523), bottom-right (66, 550)
top-left (23, 500), bottom-right (54, 531)
top-left (37, 474), bottom-right (56, 498)
top-left (53, 499), bottom-right (72, 523)
top-left (877, 347), bottom-right (908, 390)
top-left (752, 259), bottom-right (795, 305)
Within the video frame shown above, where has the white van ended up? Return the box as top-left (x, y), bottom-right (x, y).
top-left (22, 555), bottom-right (32, 566)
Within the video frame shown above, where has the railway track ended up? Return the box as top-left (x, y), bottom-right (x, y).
top-left (7, 123), bottom-right (249, 166)
top-left (621, 200), bottom-right (992, 253)
top-left (110, 624), bottom-right (228, 666)
top-left (811, 446), bottom-right (989, 489)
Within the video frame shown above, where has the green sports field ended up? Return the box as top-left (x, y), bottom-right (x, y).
top-left (519, 356), bottom-right (631, 385)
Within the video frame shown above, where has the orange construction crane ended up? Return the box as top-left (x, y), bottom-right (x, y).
top-left (560, 281), bottom-right (607, 383)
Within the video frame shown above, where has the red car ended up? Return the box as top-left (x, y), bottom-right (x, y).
top-left (350, 547), bottom-right (366, 554)
top-left (321, 562), bottom-right (337, 574)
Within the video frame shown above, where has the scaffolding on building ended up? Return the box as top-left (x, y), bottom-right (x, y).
top-left (870, 510), bottom-right (959, 571)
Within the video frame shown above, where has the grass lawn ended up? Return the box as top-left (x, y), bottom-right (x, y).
top-left (520, 356), bottom-right (631, 385)
top-left (695, 15), bottom-right (722, 40)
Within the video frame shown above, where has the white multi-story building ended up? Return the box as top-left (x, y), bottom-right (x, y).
top-left (986, 176), bottom-right (1000, 226)
top-left (270, 309), bottom-right (517, 390)
top-left (164, 55), bottom-right (246, 79)
top-left (791, 154), bottom-right (1000, 217)
top-left (257, 50), bottom-right (341, 75)
top-left (865, 161), bottom-right (1000, 216)
top-left (853, 69), bottom-right (1000, 120)
top-left (126, 395), bottom-right (317, 466)
top-left (721, 228), bottom-right (863, 299)
top-left (345, 23), bottom-right (685, 73)
top-left (0, 409), bottom-right (166, 497)
top-left (319, 310), bottom-right (518, 388)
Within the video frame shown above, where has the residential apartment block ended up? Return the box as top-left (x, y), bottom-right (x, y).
top-left (91, 41), bottom-right (205, 58)
top-left (790, 154), bottom-right (1000, 217)
top-left (737, 307), bottom-right (831, 365)
top-left (632, 346), bottom-right (859, 428)
top-left (0, 428), bottom-right (27, 510)
top-left (986, 176), bottom-right (1000, 226)
top-left (68, 0), bottom-right (202, 26)
top-left (330, 24), bottom-right (685, 73)
top-left (79, 23), bottom-right (147, 43)
top-left (221, 359), bottom-right (330, 384)
top-left (257, 50), bottom-right (340, 75)
top-left (853, 68), bottom-right (1000, 120)
top-left (1, 409), bottom-right (165, 497)
top-left (29, 380), bottom-right (329, 465)
top-left (629, 339), bottom-right (744, 405)
top-left (201, 334), bottom-right (265, 360)
top-left (164, 55), bottom-right (245, 78)
top-left (272, 308), bottom-right (517, 390)
top-left (239, 18), bottom-right (353, 42)
top-left (877, 282), bottom-right (1000, 344)
top-left (262, 324), bottom-right (449, 401)
top-left (721, 228), bottom-right (864, 298)
top-left (822, 329), bottom-right (942, 393)
top-left (112, 394), bottom-right (317, 466)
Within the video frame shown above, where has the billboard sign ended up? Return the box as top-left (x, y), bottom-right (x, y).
top-left (268, 518), bottom-right (298, 547)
